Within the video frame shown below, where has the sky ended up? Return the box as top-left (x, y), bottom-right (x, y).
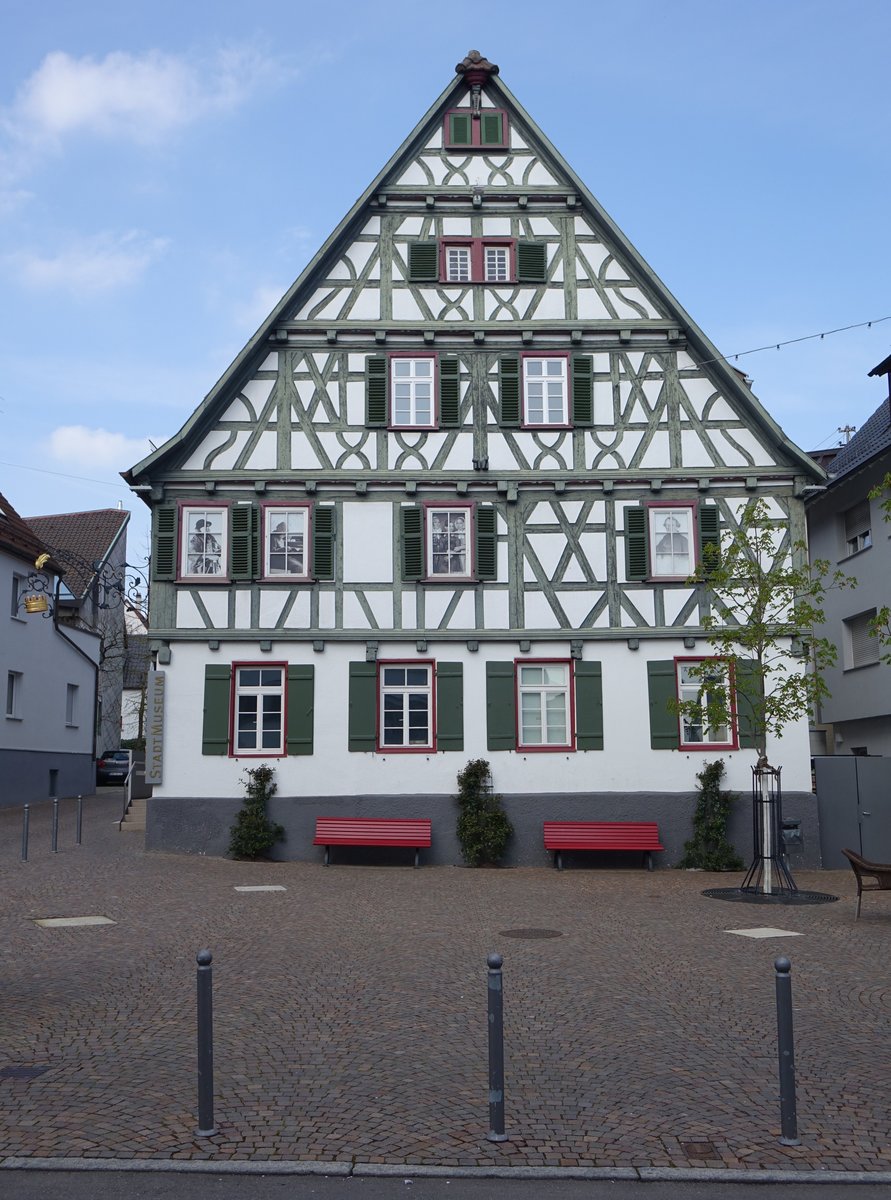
top-left (2, 0), bottom-right (890, 565)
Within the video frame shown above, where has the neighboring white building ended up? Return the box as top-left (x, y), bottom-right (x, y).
top-left (0, 492), bottom-right (98, 804)
top-left (126, 51), bottom-right (823, 864)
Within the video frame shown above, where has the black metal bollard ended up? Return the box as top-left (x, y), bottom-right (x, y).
top-left (196, 950), bottom-right (216, 1136)
top-left (487, 952), bottom-right (508, 1142)
top-left (51, 798), bottom-right (59, 854)
top-left (21, 804), bottom-right (29, 862)
top-left (774, 956), bottom-right (800, 1146)
top-left (76, 795), bottom-right (83, 846)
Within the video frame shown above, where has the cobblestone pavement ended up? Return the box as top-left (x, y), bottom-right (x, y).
top-left (1, 792), bottom-right (889, 1174)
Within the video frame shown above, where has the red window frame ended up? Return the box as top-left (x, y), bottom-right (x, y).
top-left (674, 656), bottom-right (739, 751)
top-left (388, 351), bottom-right (438, 430)
top-left (230, 661), bottom-right (289, 758)
top-left (177, 499), bottom-right (230, 583)
top-left (646, 501), bottom-right (699, 582)
top-left (376, 659), bottom-right (436, 753)
top-left (439, 237), bottom-right (515, 284)
top-left (443, 108), bottom-right (508, 150)
top-left (520, 351), bottom-right (572, 430)
top-left (421, 500), bottom-right (475, 583)
top-left (260, 502), bottom-right (312, 582)
top-left (514, 658), bottom-right (576, 752)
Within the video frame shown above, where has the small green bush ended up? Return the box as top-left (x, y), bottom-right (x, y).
top-left (455, 758), bottom-right (513, 867)
top-left (228, 764), bottom-right (285, 860)
top-left (679, 758), bottom-right (744, 871)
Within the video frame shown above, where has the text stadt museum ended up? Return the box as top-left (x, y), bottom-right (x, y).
top-left (125, 51), bottom-right (824, 866)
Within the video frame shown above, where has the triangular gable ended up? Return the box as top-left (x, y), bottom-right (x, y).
top-left (125, 56), bottom-right (821, 486)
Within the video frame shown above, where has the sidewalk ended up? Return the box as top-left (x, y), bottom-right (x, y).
top-left (1, 792), bottom-right (889, 1175)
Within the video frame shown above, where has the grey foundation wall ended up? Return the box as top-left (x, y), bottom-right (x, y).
top-left (146, 789), bottom-right (822, 870)
top-left (0, 750), bottom-right (95, 808)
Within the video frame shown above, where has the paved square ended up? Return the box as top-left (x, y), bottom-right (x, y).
top-left (1, 793), bottom-right (889, 1175)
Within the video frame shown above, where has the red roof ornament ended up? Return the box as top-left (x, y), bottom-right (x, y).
top-left (455, 50), bottom-right (499, 87)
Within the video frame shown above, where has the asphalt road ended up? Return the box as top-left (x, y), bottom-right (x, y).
top-left (2, 1172), bottom-right (890, 1200)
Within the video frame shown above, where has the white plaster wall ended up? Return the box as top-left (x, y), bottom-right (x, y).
top-left (154, 637), bottom-right (812, 800)
top-left (342, 502), bottom-right (394, 583)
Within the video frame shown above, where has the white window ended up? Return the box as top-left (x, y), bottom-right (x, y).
top-left (844, 610), bottom-right (880, 669)
top-left (843, 501), bottom-right (872, 556)
top-left (379, 663), bottom-right (432, 749)
top-left (517, 662), bottom-right (571, 748)
top-left (676, 660), bottom-right (733, 747)
top-left (523, 357), bottom-right (568, 425)
top-left (391, 358), bottom-right (434, 426)
top-left (6, 671), bottom-right (22, 719)
top-left (428, 507), bottom-right (470, 578)
top-left (234, 666), bottom-right (284, 754)
top-left (649, 507), bottom-right (694, 578)
top-left (445, 246), bottom-right (471, 282)
top-left (181, 507), bottom-right (227, 577)
top-left (265, 507), bottom-right (308, 578)
top-left (11, 573), bottom-right (25, 619)
top-left (66, 683), bottom-right (78, 727)
top-left (485, 245), bottom-right (509, 282)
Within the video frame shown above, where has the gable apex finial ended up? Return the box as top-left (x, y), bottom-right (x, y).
top-left (455, 50), bottom-right (499, 85)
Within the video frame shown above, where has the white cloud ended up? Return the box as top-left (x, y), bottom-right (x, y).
top-left (5, 46), bottom-right (291, 146)
top-left (47, 426), bottom-right (157, 468)
top-left (11, 230), bottom-right (169, 293)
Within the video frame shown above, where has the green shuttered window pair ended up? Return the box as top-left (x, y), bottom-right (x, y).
top-left (485, 660), bottom-right (603, 751)
top-left (366, 355), bottom-right (460, 428)
top-left (407, 240), bottom-right (546, 283)
top-left (646, 659), bottom-right (759, 750)
top-left (347, 661), bottom-right (464, 752)
top-left (624, 504), bottom-right (720, 581)
top-left (202, 663), bottom-right (314, 756)
top-left (498, 355), bottom-right (593, 427)
top-left (446, 110), bottom-right (506, 148)
top-left (400, 504), bottom-right (497, 581)
top-left (152, 504), bottom-right (336, 582)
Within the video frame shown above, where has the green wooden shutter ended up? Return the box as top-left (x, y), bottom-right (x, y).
top-left (480, 112), bottom-right (503, 145)
top-left (516, 242), bottom-right (547, 282)
top-left (448, 112), bottom-right (473, 145)
top-left (647, 660), bottom-right (680, 750)
top-left (475, 505), bottom-right (497, 580)
top-left (698, 503), bottom-right (721, 576)
top-left (571, 355), bottom-right (593, 427)
top-left (286, 664), bottom-right (314, 756)
top-left (230, 503), bottom-right (257, 580)
top-left (734, 658), bottom-right (761, 750)
top-left (625, 506), bottom-right (648, 580)
top-left (436, 662), bottom-right (464, 752)
top-left (408, 241), bottom-right (439, 281)
top-left (312, 506), bottom-right (336, 580)
top-left (499, 356), bottom-right (520, 427)
top-left (348, 661), bottom-right (377, 752)
top-left (574, 660), bottom-right (604, 750)
top-left (202, 664), bottom-right (231, 756)
top-left (152, 504), bottom-right (177, 581)
top-left (439, 357), bottom-right (460, 428)
top-left (365, 355), bottom-right (388, 426)
top-left (486, 661), bottom-right (516, 751)
top-left (401, 505), bottom-right (423, 580)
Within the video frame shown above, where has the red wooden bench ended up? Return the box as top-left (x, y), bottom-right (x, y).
top-left (543, 821), bottom-right (664, 871)
top-left (313, 817), bottom-right (432, 868)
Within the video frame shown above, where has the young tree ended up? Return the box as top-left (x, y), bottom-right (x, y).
top-left (674, 498), bottom-right (856, 893)
top-left (676, 497), bottom-right (855, 767)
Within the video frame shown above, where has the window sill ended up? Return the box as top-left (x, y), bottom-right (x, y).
top-left (376, 745), bottom-right (435, 754)
top-left (177, 576), bottom-right (231, 585)
top-left (10, 615), bottom-right (26, 624)
top-left (5, 715), bottom-right (22, 722)
top-left (837, 546), bottom-right (872, 564)
top-left (842, 662), bottom-right (880, 673)
top-left (680, 742), bottom-right (739, 752)
top-left (422, 576), bottom-right (476, 586)
top-left (517, 744), bottom-right (575, 754)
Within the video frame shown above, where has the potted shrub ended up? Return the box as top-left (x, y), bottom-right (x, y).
top-left (454, 758), bottom-right (513, 867)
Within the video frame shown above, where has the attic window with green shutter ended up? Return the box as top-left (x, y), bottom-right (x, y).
top-left (180, 505), bottom-right (228, 580)
top-left (261, 504), bottom-right (310, 580)
top-left (365, 353), bottom-right (462, 431)
top-left (444, 109), bottom-right (507, 149)
top-left (624, 502), bottom-right (720, 582)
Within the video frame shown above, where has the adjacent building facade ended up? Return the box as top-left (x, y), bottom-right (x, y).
top-left (808, 354), bottom-right (891, 758)
top-left (126, 52), bottom-right (823, 864)
top-left (0, 493), bottom-right (98, 804)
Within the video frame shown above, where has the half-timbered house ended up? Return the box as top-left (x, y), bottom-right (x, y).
top-left (126, 51), bottom-right (824, 865)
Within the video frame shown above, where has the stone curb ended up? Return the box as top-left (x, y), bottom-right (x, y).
top-left (3, 1158), bottom-right (891, 1184)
